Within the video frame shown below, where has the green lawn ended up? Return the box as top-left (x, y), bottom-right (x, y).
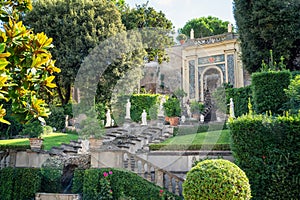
top-left (162, 129), bottom-right (230, 145)
top-left (0, 132), bottom-right (79, 150)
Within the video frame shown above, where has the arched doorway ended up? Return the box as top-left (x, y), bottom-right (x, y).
top-left (203, 68), bottom-right (222, 93)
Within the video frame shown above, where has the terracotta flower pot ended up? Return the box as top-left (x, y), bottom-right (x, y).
top-left (169, 117), bottom-right (179, 126)
top-left (29, 138), bottom-right (43, 150)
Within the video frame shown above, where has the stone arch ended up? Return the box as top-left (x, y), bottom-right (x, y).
top-left (200, 66), bottom-right (223, 101)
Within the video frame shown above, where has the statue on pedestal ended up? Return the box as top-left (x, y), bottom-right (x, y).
top-left (125, 99), bottom-right (131, 119)
top-left (229, 98), bottom-right (235, 118)
top-left (141, 109), bottom-right (147, 125)
top-left (105, 109), bottom-right (112, 127)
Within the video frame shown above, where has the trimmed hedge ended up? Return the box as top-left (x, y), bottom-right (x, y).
top-left (229, 114), bottom-right (300, 199)
top-left (72, 168), bottom-right (182, 200)
top-left (226, 85), bottom-right (252, 117)
top-left (149, 144), bottom-right (231, 151)
top-left (0, 145), bottom-right (30, 151)
top-left (112, 94), bottom-right (160, 125)
top-left (130, 94), bottom-right (160, 122)
top-left (0, 167), bottom-right (41, 200)
top-left (251, 70), bottom-right (291, 114)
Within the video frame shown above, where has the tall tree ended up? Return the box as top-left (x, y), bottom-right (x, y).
top-left (24, 0), bottom-right (125, 105)
top-left (0, 0), bottom-right (59, 124)
top-left (121, 2), bottom-right (174, 64)
top-left (234, 0), bottom-right (300, 73)
top-left (179, 16), bottom-right (230, 38)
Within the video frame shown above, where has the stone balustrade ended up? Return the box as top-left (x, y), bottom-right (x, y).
top-left (90, 149), bottom-right (184, 196)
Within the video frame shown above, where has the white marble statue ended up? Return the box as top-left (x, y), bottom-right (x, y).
top-left (181, 115), bottom-right (186, 123)
top-left (141, 109), bottom-right (147, 125)
top-left (229, 98), bottom-right (235, 118)
top-left (78, 139), bottom-right (89, 154)
top-left (125, 99), bottom-right (131, 119)
top-left (105, 109), bottom-right (112, 127)
top-left (158, 96), bottom-right (166, 117)
top-left (186, 104), bottom-right (192, 118)
top-left (200, 114), bottom-right (205, 123)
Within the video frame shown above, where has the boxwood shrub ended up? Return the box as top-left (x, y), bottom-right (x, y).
top-left (183, 159), bottom-right (251, 200)
top-left (229, 114), bottom-right (300, 199)
top-left (251, 70), bottom-right (291, 114)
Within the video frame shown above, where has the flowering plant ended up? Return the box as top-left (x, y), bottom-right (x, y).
top-left (98, 171), bottom-right (113, 199)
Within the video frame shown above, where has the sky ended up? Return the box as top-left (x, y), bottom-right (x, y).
top-left (125, 0), bottom-right (235, 32)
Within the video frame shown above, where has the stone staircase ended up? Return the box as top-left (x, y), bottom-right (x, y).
top-left (88, 124), bottom-right (185, 196)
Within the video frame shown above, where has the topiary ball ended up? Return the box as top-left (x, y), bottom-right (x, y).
top-left (183, 159), bottom-right (251, 200)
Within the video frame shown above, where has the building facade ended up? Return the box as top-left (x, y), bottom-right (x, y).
top-left (141, 31), bottom-right (247, 104)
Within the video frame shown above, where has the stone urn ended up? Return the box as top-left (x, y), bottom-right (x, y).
top-left (29, 138), bottom-right (43, 150)
top-left (89, 138), bottom-right (103, 150)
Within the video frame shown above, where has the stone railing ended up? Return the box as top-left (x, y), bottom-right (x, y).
top-left (90, 149), bottom-right (184, 196)
top-left (192, 33), bottom-right (239, 46)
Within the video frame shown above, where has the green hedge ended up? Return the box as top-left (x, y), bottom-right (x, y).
top-left (0, 145), bottom-right (30, 151)
top-left (72, 168), bottom-right (182, 200)
top-left (0, 167), bottom-right (41, 200)
top-left (0, 167), bottom-right (65, 199)
top-left (229, 114), bottom-right (300, 199)
top-left (251, 70), bottom-right (291, 114)
top-left (226, 85), bottom-right (252, 117)
top-left (130, 94), bottom-right (160, 122)
top-left (149, 144), bottom-right (230, 151)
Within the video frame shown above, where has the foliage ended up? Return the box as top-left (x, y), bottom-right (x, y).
top-left (73, 168), bottom-right (181, 200)
top-left (183, 159), bottom-right (251, 200)
top-left (226, 85), bottom-right (253, 117)
top-left (121, 2), bottom-right (174, 64)
top-left (0, 102), bottom-right (23, 138)
top-left (0, 167), bottom-right (41, 200)
top-left (46, 105), bottom-right (65, 131)
top-left (190, 101), bottom-right (204, 114)
top-left (40, 168), bottom-right (62, 193)
top-left (0, 144), bottom-right (30, 151)
top-left (130, 94), bottom-right (160, 122)
top-left (163, 97), bottom-right (181, 117)
top-left (229, 113), bottom-right (300, 199)
top-left (24, 0), bottom-right (125, 105)
top-left (233, 0), bottom-right (300, 72)
top-left (212, 83), bottom-right (233, 114)
top-left (179, 16), bottom-right (230, 38)
top-left (20, 120), bottom-right (43, 138)
top-left (284, 74), bottom-right (300, 113)
top-left (79, 109), bottom-right (105, 139)
top-left (251, 70), bottom-right (291, 114)
top-left (176, 34), bottom-right (187, 42)
top-left (0, 0), bottom-right (60, 124)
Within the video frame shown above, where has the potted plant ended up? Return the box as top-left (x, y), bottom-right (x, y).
top-left (176, 33), bottom-right (187, 45)
top-left (163, 96), bottom-right (181, 126)
top-left (190, 101), bottom-right (204, 119)
top-left (21, 121), bottom-right (44, 150)
top-left (79, 110), bottom-right (105, 149)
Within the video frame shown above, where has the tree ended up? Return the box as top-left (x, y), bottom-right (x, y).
top-left (24, 0), bottom-right (125, 105)
top-left (234, 0), bottom-right (300, 73)
top-left (179, 16), bottom-right (230, 38)
top-left (0, 0), bottom-right (60, 124)
top-left (121, 2), bottom-right (174, 64)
